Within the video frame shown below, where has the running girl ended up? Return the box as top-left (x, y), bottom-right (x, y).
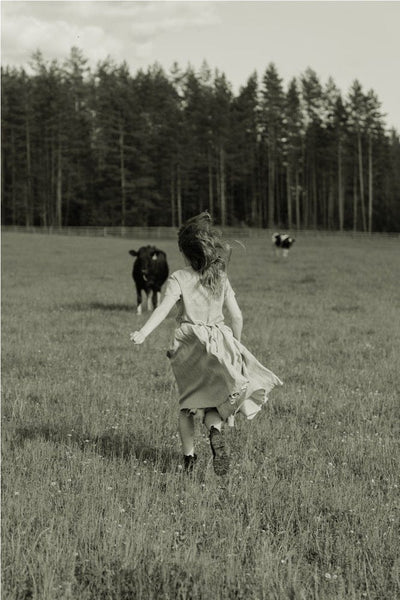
top-left (130, 212), bottom-right (282, 475)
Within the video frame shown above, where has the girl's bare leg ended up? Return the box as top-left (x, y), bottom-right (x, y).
top-left (204, 408), bottom-right (222, 432)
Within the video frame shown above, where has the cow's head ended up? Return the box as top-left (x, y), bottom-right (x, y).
top-left (129, 246), bottom-right (163, 284)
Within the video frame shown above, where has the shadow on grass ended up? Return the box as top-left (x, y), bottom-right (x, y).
top-left (331, 304), bottom-right (363, 313)
top-left (62, 302), bottom-right (177, 319)
top-left (10, 423), bottom-right (180, 473)
top-left (63, 301), bottom-right (134, 312)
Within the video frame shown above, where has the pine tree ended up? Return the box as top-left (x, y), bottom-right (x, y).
top-left (230, 72), bottom-right (260, 225)
top-left (347, 80), bottom-right (368, 232)
top-left (261, 63), bottom-right (285, 227)
top-left (300, 68), bottom-right (324, 229)
top-left (283, 78), bottom-right (303, 230)
top-left (323, 78), bottom-right (348, 230)
top-left (210, 70), bottom-right (232, 226)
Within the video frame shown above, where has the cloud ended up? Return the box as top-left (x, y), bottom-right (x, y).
top-left (2, 13), bottom-right (121, 67)
top-left (1, 1), bottom-right (219, 69)
top-left (136, 41), bottom-right (153, 60)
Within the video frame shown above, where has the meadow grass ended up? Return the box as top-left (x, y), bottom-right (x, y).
top-left (1, 231), bottom-right (399, 600)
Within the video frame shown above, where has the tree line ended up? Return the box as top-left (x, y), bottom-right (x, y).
top-left (2, 48), bottom-right (400, 231)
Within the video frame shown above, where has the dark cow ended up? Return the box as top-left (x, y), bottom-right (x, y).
top-left (129, 246), bottom-right (169, 314)
top-left (272, 233), bottom-right (295, 258)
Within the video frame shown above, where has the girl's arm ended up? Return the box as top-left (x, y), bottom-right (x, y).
top-left (130, 295), bottom-right (177, 344)
top-left (224, 293), bottom-right (243, 342)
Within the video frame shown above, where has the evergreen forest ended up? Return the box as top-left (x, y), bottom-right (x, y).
top-left (2, 48), bottom-right (400, 231)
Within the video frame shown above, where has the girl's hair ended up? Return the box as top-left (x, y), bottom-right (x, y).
top-left (178, 212), bottom-right (229, 294)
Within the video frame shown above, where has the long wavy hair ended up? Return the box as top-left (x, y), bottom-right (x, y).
top-left (178, 212), bottom-right (230, 294)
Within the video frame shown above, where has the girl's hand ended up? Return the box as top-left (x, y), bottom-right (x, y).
top-left (130, 330), bottom-right (146, 344)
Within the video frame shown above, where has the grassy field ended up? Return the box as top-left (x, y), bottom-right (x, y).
top-left (1, 231), bottom-right (399, 600)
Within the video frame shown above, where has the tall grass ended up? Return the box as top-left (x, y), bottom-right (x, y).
top-left (2, 231), bottom-right (399, 599)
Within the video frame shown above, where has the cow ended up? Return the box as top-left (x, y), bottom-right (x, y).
top-left (272, 233), bottom-right (295, 258)
top-left (129, 246), bottom-right (169, 314)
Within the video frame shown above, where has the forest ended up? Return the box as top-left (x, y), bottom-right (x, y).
top-left (2, 47), bottom-right (400, 231)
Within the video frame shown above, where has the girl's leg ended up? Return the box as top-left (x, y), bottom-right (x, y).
top-left (204, 408), bottom-right (222, 432)
top-left (179, 409), bottom-right (195, 456)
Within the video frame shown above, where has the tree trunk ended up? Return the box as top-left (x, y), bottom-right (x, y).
top-left (10, 128), bottom-right (17, 226)
top-left (219, 146), bottom-right (226, 226)
top-left (286, 163), bottom-right (292, 229)
top-left (321, 173), bottom-right (327, 229)
top-left (295, 168), bottom-right (300, 230)
top-left (338, 138), bottom-right (344, 231)
top-left (303, 148), bottom-right (309, 228)
top-left (312, 161), bottom-right (317, 229)
top-left (368, 134), bottom-right (373, 234)
top-left (276, 165), bottom-right (281, 226)
top-left (65, 172), bottom-right (71, 226)
top-left (1, 145), bottom-right (5, 223)
top-left (119, 126), bottom-right (126, 227)
top-left (25, 116), bottom-right (32, 226)
top-left (56, 138), bottom-right (62, 227)
top-left (177, 163), bottom-right (182, 227)
top-left (328, 176), bottom-right (334, 230)
top-left (170, 166), bottom-right (176, 227)
top-left (357, 132), bottom-right (367, 232)
top-left (268, 153), bottom-right (275, 228)
top-left (353, 163), bottom-right (358, 232)
top-left (251, 151), bottom-right (257, 226)
top-left (208, 148), bottom-right (214, 217)
top-left (50, 136), bottom-right (55, 226)
top-left (257, 155), bottom-right (264, 228)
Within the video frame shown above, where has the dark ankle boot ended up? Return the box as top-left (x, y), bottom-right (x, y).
top-left (183, 454), bottom-right (197, 473)
top-left (209, 427), bottom-right (230, 476)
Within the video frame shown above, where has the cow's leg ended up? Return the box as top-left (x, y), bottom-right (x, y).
top-left (147, 292), bottom-right (152, 311)
top-left (136, 285), bottom-right (143, 315)
top-left (151, 289), bottom-right (160, 310)
top-left (283, 248), bottom-right (289, 259)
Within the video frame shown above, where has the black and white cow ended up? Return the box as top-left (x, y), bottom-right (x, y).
top-left (272, 233), bottom-right (295, 258)
top-left (129, 246), bottom-right (169, 314)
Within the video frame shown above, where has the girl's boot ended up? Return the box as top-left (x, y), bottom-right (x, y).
top-left (209, 427), bottom-right (230, 476)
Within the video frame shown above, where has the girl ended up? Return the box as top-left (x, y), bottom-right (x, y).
top-left (130, 213), bottom-right (282, 476)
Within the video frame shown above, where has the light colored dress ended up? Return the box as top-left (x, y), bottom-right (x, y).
top-left (164, 267), bottom-right (283, 421)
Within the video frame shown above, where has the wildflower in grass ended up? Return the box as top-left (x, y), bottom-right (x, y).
top-left (130, 212), bottom-right (282, 477)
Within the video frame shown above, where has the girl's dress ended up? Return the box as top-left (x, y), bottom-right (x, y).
top-left (164, 267), bottom-right (283, 422)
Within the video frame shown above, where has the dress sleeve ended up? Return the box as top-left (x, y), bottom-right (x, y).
top-left (224, 277), bottom-right (236, 301)
top-left (163, 273), bottom-right (181, 302)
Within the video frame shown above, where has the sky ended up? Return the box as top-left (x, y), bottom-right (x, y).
top-left (2, 0), bottom-right (400, 130)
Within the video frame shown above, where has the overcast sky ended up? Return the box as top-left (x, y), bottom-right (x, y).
top-left (2, 1), bottom-right (400, 130)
